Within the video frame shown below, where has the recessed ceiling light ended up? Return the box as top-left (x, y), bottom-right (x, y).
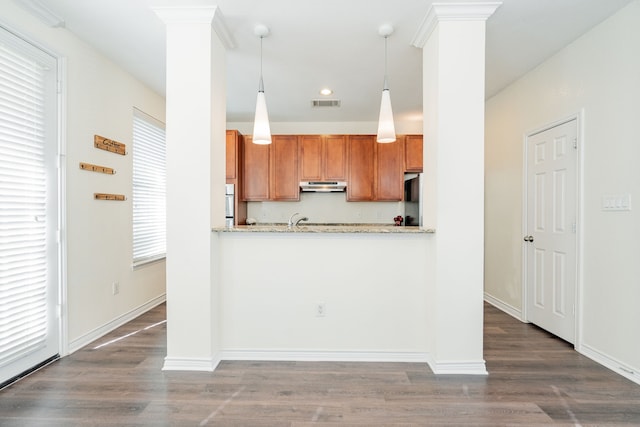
top-left (320, 88), bottom-right (333, 96)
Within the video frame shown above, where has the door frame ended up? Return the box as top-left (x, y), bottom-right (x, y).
top-left (521, 111), bottom-right (584, 349)
top-left (0, 22), bottom-right (68, 366)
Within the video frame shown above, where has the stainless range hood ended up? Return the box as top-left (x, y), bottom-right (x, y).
top-left (300, 181), bottom-right (347, 192)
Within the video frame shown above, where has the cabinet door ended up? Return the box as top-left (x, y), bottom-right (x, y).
top-left (404, 134), bottom-right (423, 173)
top-left (226, 130), bottom-right (238, 180)
top-left (324, 135), bottom-right (347, 181)
top-left (347, 135), bottom-right (375, 201)
top-left (270, 135), bottom-right (299, 201)
top-left (242, 135), bottom-right (270, 201)
top-left (376, 139), bottom-right (404, 201)
top-left (299, 135), bottom-right (323, 181)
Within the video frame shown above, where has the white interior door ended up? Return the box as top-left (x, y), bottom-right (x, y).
top-left (525, 119), bottom-right (577, 343)
top-left (0, 28), bottom-right (60, 386)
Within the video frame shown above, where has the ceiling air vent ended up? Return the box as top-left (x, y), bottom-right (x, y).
top-left (311, 99), bottom-right (341, 108)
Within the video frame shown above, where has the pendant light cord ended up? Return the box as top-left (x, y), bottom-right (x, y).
top-left (258, 36), bottom-right (264, 92)
top-left (383, 36), bottom-right (389, 90)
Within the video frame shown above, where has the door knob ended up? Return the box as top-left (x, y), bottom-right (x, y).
top-left (523, 235), bottom-right (534, 242)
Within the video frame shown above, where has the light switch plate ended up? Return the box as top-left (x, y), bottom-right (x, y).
top-left (601, 194), bottom-right (631, 211)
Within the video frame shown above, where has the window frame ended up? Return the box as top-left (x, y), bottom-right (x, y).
top-left (131, 108), bottom-right (166, 267)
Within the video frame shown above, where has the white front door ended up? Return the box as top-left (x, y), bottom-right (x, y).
top-left (525, 119), bottom-right (577, 343)
top-left (0, 28), bottom-right (60, 386)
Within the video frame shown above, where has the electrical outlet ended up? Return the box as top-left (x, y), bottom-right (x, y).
top-left (316, 303), bottom-right (326, 317)
top-left (112, 281), bottom-right (120, 295)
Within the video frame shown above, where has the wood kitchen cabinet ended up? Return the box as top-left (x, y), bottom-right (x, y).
top-left (270, 135), bottom-right (299, 201)
top-left (226, 130), bottom-right (239, 180)
top-left (347, 135), bottom-right (404, 201)
top-left (347, 135), bottom-right (375, 201)
top-left (242, 135), bottom-right (270, 201)
top-left (299, 135), bottom-right (347, 181)
top-left (242, 134), bottom-right (299, 201)
top-left (404, 134), bottom-right (423, 172)
top-left (242, 133), bottom-right (417, 203)
top-left (376, 139), bottom-right (404, 201)
top-left (226, 130), bottom-right (246, 224)
top-left (324, 135), bottom-right (348, 180)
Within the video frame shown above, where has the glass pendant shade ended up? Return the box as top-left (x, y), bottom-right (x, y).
top-left (377, 88), bottom-right (396, 143)
top-left (253, 27), bottom-right (272, 145)
top-left (253, 87), bottom-right (271, 145)
top-left (376, 29), bottom-right (396, 143)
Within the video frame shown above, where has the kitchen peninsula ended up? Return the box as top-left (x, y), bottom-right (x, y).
top-left (211, 223), bottom-right (434, 363)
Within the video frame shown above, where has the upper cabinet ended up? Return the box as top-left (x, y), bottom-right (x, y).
top-left (299, 135), bottom-right (347, 182)
top-left (239, 133), bottom-right (420, 203)
top-left (376, 139), bottom-right (404, 201)
top-left (226, 130), bottom-right (240, 181)
top-left (299, 135), bottom-right (322, 180)
top-left (347, 135), bottom-right (404, 202)
top-left (242, 135), bottom-right (299, 201)
top-left (270, 135), bottom-right (299, 201)
top-left (347, 135), bottom-right (376, 201)
top-left (226, 130), bottom-right (247, 224)
top-left (404, 134), bottom-right (423, 173)
top-left (242, 135), bottom-right (270, 201)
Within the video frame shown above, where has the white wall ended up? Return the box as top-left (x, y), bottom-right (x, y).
top-left (3, 1), bottom-right (166, 352)
top-left (485, 1), bottom-right (640, 380)
top-left (219, 232), bottom-right (430, 359)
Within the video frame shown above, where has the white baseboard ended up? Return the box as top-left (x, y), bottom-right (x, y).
top-left (426, 354), bottom-right (488, 375)
top-left (67, 294), bottom-right (166, 354)
top-left (163, 356), bottom-right (221, 372)
top-left (484, 292), bottom-right (524, 322)
top-left (579, 343), bottom-right (640, 386)
top-left (220, 349), bottom-right (431, 364)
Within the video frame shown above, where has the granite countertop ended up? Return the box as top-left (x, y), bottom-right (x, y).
top-left (213, 223), bottom-right (435, 234)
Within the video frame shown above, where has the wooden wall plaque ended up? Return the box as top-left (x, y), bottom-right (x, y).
top-left (80, 162), bottom-right (115, 174)
top-left (94, 135), bottom-right (126, 155)
top-left (94, 193), bottom-right (126, 201)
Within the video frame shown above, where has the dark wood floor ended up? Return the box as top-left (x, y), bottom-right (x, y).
top-left (1, 303), bottom-right (639, 426)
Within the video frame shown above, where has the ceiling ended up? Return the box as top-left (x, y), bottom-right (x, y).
top-left (14, 0), bottom-right (634, 123)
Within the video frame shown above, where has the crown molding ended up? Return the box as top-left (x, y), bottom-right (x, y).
top-left (152, 5), bottom-right (235, 50)
top-left (411, 2), bottom-right (502, 48)
top-left (14, 0), bottom-right (65, 27)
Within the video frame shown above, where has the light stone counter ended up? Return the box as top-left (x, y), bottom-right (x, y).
top-left (213, 224), bottom-right (435, 234)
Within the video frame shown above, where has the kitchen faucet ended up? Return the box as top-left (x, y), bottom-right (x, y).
top-left (295, 216), bottom-right (309, 226)
top-left (288, 212), bottom-right (300, 228)
top-left (288, 212), bottom-right (309, 228)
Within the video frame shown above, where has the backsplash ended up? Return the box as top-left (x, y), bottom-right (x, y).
top-left (246, 192), bottom-right (405, 225)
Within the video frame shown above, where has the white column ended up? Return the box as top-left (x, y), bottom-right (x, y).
top-left (152, 4), bottom-right (233, 371)
top-left (413, 2), bottom-right (501, 374)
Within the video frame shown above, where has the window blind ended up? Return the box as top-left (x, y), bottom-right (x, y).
top-left (132, 109), bottom-right (166, 265)
top-left (0, 43), bottom-right (48, 367)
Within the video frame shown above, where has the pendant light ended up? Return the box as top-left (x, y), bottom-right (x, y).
top-left (376, 24), bottom-right (396, 143)
top-left (252, 24), bottom-right (272, 145)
